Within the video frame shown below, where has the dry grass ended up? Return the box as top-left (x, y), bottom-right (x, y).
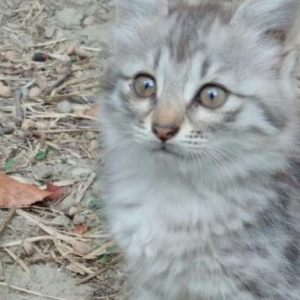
top-left (0, 1), bottom-right (125, 299)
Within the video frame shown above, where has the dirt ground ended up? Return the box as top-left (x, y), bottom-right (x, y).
top-left (0, 0), bottom-right (130, 299)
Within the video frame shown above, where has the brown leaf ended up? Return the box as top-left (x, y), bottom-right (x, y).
top-left (46, 183), bottom-right (68, 201)
top-left (84, 104), bottom-right (99, 117)
top-left (0, 173), bottom-right (52, 207)
top-left (72, 224), bottom-right (88, 235)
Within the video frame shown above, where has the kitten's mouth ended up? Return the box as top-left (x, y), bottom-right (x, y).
top-left (152, 143), bottom-right (180, 157)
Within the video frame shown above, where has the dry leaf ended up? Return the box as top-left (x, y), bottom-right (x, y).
top-left (0, 173), bottom-right (52, 207)
top-left (46, 183), bottom-right (68, 200)
top-left (84, 104), bottom-right (99, 117)
top-left (72, 223), bottom-right (88, 235)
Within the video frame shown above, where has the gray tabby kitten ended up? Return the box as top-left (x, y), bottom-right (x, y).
top-left (99, 0), bottom-right (300, 299)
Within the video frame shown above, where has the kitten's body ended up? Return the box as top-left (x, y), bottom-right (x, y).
top-left (100, 0), bottom-right (300, 299)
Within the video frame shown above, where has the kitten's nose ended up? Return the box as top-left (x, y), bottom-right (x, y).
top-left (152, 124), bottom-right (180, 142)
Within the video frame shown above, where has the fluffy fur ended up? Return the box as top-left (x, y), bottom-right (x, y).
top-left (99, 0), bottom-right (300, 299)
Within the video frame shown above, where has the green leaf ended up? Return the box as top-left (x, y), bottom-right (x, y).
top-left (5, 158), bottom-right (14, 171)
top-left (99, 254), bottom-right (112, 264)
top-left (35, 146), bottom-right (54, 161)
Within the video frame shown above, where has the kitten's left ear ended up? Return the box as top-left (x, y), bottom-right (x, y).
top-left (114, 0), bottom-right (168, 20)
top-left (232, 0), bottom-right (300, 44)
top-left (232, 0), bottom-right (300, 76)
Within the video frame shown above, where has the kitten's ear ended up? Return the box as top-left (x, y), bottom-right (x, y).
top-left (114, 0), bottom-right (168, 20)
top-left (232, 0), bottom-right (300, 44)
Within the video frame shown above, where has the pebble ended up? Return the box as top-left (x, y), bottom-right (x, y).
top-left (68, 206), bottom-right (79, 217)
top-left (21, 119), bottom-right (36, 131)
top-left (0, 85), bottom-right (12, 98)
top-left (56, 100), bottom-right (73, 113)
top-left (28, 87), bottom-right (42, 100)
top-left (44, 26), bottom-right (56, 39)
top-left (0, 126), bottom-right (14, 134)
top-left (35, 120), bottom-right (49, 130)
top-left (59, 195), bottom-right (76, 211)
top-left (22, 240), bottom-right (34, 257)
top-left (73, 241), bottom-right (91, 256)
top-left (85, 131), bottom-right (95, 140)
top-left (52, 215), bottom-right (70, 227)
top-left (82, 15), bottom-right (95, 26)
top-left (73, 214), bottom-right (86, 225)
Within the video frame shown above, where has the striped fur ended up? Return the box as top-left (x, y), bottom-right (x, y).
top-left (99, 0), bottom-right (300, 299)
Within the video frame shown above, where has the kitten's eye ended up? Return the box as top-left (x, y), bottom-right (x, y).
top-left (133, 75), bottom-right (156, 98)
top-left (198, 85), bottom-right (227, 109)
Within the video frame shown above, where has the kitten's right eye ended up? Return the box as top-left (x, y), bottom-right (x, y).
top-left (132, 75), bottom-right (156, 98)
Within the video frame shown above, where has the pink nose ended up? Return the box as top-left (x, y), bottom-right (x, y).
top-left (152, 124), bottom-right (180, 142)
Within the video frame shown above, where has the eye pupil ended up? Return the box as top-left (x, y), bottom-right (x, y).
top-left (208, 91), bottom-right (216, 101)
top-left (144, 81), bottom-right (151, 89)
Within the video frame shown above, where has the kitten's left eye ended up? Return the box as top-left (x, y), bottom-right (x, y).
top-left (198, 85), bottom-right (227, 109)
top-left (132, 75), bottom-right (156, 98)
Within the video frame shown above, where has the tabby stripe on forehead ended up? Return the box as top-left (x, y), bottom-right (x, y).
top-left (201, 58), bottom-right (210, 78)
top-left (154, 48), bottom-right (162, 69)
top-left (251, 96), bottom-right (286, 129)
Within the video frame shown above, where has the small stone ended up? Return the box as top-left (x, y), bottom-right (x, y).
top-left (65, 44), bottom-right (76, 56)
top-left (0, 85), bottom-right (12, 98)
top-left (68, 206), bottom-right (79, 217)
top-left (32, 52), bottom-right (48, 62)
top-left (21, 119), bottom-right (36, 131)
top-left (59, 195), bottom-right (76, 211)
top-left (44, 26), bottom-right (56, 39)
top-left (56, 100), bottom-right (73, 113)
top-left (22, 240), bottom-right (34, 257)
top-left (85, 131), bottom-right (95, 140)
top-left (75, 47), bottom-right (91, 59)
top-left (52, 215), bottom-right (70, 226)
top-left (35, 120), bottom-right (49, 130)
top-left (82, 15), bottom-right (95, 26)
top-left (0, 126), bottom-right (14, 134)
top-left (73, 214), bottom-right (86, 226)
top-left (4, 51), bottom-right (15, 61)
top-left (28, 87), bottom-right (42, 100)
top-left (73, 241), bottom-right (91, 255)
top-left (36, 75), bottom-right (48, 91)
top-left (89, 139), bottom-right (99, 152)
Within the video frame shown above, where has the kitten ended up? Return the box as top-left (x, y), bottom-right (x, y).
top-left (99, 0), bottom-right (300, 299)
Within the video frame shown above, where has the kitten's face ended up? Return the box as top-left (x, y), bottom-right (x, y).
top-left (102, 0), bottom-right (298, 162)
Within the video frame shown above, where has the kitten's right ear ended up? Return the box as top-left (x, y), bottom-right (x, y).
top-left (231, 0), bottom-right (300, 44)
top-left (114, 0), bottom-right (168, 20)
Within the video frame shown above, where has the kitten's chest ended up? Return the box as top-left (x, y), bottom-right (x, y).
top-left (110, 175), bottom-right (253, 256)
